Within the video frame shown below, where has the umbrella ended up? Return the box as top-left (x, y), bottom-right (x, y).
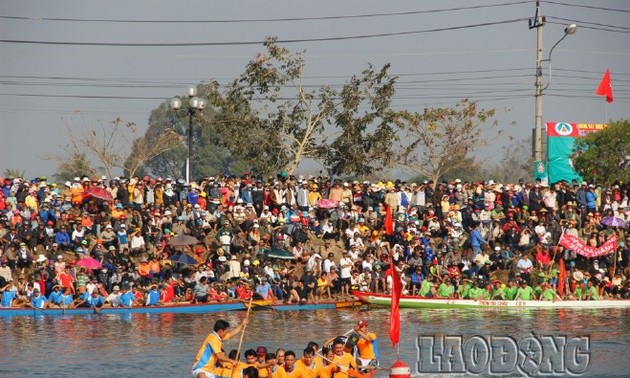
top-left (168, 253), bottom-right (199, 265)
top-left (87, 187), bottom-right (114, 202)
top-left (76, 257), bottom-right (102, 269)
top-left (316, 199), bottom-right (339, 209)
top-left (266, 249), bottom-right (295, 260)
top-left (168, 234), bottom-right (199, 247)
top-left (601, 216), bottom-right (627, 228)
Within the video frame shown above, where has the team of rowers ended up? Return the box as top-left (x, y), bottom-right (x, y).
top-left (192, 319), bottom-right (378, 378)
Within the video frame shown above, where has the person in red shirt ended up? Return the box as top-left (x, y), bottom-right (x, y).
top-left (58, 264), bottom-right (76, 293)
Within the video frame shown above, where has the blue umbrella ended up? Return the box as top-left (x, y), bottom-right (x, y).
top-left (168, 253), bottom-right (199, 265)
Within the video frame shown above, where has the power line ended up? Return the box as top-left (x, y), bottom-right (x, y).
top-left (546, 16), bottom-right (630, 32)
top-left (546, 20), bottom-right (630, 34)
top-left (0, 1), bottom-right (530, 24)
top-left (0, 18), bottom-right (527, 46)
top-left (543, 1), bottom-right (630, 14)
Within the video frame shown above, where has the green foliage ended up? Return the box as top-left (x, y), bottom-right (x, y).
top-left (3, 168), bottom-right (24, 179)
top-left (52, 153), bottom-right (96, 183)
top-left (199, 38), bottom-right (402, 177)
top-left (133, 100), bottom-right (250, 179)
top-left (572, 119), bottom-right (630, 185)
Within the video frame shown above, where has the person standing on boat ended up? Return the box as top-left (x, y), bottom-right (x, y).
top-left (192, 318), bottom-right (247, 378)
top-left (354, 320), bottom-right (378, 369)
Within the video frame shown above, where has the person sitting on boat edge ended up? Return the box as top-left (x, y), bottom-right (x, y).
top-left (354, 320), bottom-right (378, 369)
top-left (192, 318), bottom-right (247, 378)
top-left (514, 280), bottom-right (534, 301)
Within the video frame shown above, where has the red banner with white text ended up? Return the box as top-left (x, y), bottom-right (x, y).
top-left (559, 233), bottom-right (618, 258)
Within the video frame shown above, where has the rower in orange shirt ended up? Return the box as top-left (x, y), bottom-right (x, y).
top-left (331, 338), bottom-right (357, 378)
top-left (354, 320), bottom-right (378, 369)
top-left (283, 351), bottom-right (309, 378)
top-left (295, 347), bottom-right (321, 378)
top-left (262, 352), bottom-right (287, 378)
top-left (318, 347), bottom-right (339, 378)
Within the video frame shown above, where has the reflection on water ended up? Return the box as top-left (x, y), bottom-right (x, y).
top-left (1, 308), bottom-right (629, 377)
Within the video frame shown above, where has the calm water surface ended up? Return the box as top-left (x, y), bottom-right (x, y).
top-left (1, 307), bottom-right (629, 377)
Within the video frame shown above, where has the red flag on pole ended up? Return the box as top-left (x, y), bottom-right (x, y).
top-left (385, 205), bottom-right (394, 236)
top-left (596, 68), bottom-right (613, 103)
top-left (389, 254), bottom-right (402, 347)
top-left (557, 258), bottom-right (566, 297)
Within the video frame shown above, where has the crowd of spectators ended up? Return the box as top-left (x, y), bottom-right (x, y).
top-left (1, 173), bottom-right (629, 308)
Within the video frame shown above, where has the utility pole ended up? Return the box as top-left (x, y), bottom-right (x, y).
top-left (530, 0), bottom-right (545, 163)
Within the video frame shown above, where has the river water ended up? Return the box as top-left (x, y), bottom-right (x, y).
top-left (1, 307), bottom-right (629, 377)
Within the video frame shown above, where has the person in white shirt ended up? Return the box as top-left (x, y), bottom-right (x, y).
top-left (339, 251), bottom-right (353, 297)
top-left (106, 285), bottom-right (122, 307)
top-left (323, 253), bottom-right (337, 273)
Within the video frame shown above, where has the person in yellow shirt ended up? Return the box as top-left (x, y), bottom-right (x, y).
top-left (283, 351), bottom-right (309, 378)
top-left (263, 353), bottom-right (287, 378)
top-left (192, 318), bottom-right (247, 378)
top-left (256, 346), bottom-right (270, 378)
top-left (354, 320), bottom-right (378, 369)
top-left (331, 338), bottom-right (357, 378)
top-left (295, 347), bottom-right (321, 378)
top-left (318, 347), bottom-right (340, 378)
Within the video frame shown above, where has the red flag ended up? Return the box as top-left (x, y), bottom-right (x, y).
top-left (385, 205), bottom-right (394, 236)
top-left (389, 255), bottom-right (402, 347)
top-left (596, 68), bottom-right (613, 103)
top-left (557, 258), bottom-right (566, 297)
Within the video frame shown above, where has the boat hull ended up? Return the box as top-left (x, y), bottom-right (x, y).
top-left (0, 300), bottom-right (363, 317)
top-left (353, 291), bottom-right (630, 310)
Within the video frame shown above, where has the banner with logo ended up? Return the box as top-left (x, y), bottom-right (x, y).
top-left (546, 122), bottom-right (607, 183)
top-left (559, 233), bottom-right (617, 258)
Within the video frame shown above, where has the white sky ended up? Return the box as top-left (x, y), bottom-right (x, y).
top-left (1, 0), bottom-right (628, 179)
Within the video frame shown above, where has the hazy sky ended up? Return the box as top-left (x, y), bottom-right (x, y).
top-left (1, 0), bottom-right (628, 179)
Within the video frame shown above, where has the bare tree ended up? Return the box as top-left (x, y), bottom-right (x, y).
top-left (44, 117), bottom-right (182, 180)
top-left (395, 99), bottom-right (498, 188)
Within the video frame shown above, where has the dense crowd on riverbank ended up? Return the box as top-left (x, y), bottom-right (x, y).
top-left (1, 174), bottom-right (630, 309)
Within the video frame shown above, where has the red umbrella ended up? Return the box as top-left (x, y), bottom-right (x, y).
top-left (87, 187), bottom-right (114, 202)
top-left (76, 257), bottom-right (102, 269)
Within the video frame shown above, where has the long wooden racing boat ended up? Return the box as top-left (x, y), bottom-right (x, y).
top-left (353, 291), bottom-right (630, 310)
top-left (0, 299), bottom-right (363, 317)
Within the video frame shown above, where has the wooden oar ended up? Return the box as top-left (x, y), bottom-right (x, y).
top-left (231, 296), bottom-right (254, 378)
top-left (315, 352), bottom-right (366, 378)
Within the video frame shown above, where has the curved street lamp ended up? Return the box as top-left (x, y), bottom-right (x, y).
top-left (171, 86), bottom-right (206, 183)
top-left (532, 17), bottom-right (577, 167)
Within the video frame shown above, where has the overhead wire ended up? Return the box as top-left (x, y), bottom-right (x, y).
top-left (0, 18), bottom-right (528, 46)
top-left (0, 1), bottom-right (531, 23)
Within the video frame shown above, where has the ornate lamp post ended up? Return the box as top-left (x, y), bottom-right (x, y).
top-left (170, 86), bottom-right (206, 183)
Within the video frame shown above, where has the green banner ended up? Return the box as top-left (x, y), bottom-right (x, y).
top-left (548, 136), bottom-right (581, 183)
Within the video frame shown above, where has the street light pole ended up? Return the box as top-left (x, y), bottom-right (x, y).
top-left (171, 86), bottom-right (206, 183)
top-left (530, 0), bottom-right (576, 180)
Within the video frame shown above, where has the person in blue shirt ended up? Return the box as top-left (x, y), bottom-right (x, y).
top-left (1, 280), bottom-right (18, 307)
top-left (54, 225), bottom-right (72, 251)
top-left (469, 222), bottom-right (487, 258)
top-left (60, 288), bottom-right (74, 308)
top-left (119, 285), bottom-right (136, 307)
top-left (86, 289), bottom-right (105, 313)
top-left (146, 285), bottom-right (160, 306)
top-left (585, 186), bottom-right (598, 213)
top-left (30, 288), bottom-right (48, 309)
top-left (48, 285), bottom-right (63, 306)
